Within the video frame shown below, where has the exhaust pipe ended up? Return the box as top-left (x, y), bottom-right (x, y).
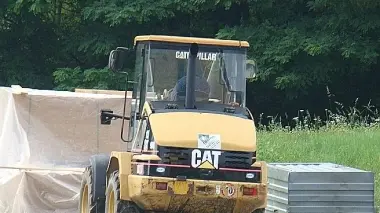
top-left (185, 43), bottom-right (199, 109)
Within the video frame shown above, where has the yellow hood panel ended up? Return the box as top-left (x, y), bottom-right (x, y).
top-left (149, 112), bottom-right (256, 152)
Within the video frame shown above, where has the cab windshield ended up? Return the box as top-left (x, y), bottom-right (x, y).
top-left (136, 42), bottom-right (248, 107)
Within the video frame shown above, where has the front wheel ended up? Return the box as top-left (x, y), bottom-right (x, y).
top-left (105, 171), bottom-right (143, 213)
top-left (79, 166), bottom-right (105, 213)
top-left (252, 208), bottom-right (265, 213)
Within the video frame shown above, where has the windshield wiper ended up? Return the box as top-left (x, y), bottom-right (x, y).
top-left (218, 51), bottom-right (243, 105)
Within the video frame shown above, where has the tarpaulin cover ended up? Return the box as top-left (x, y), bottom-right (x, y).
top-left (0, 86), bottom-right (131, 213)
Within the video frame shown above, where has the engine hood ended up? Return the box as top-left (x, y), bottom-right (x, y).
top-left (149, 111), bottom-right (256, 152)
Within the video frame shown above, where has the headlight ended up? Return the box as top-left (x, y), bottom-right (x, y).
top-left (246, 173), bottom-right (255, 179)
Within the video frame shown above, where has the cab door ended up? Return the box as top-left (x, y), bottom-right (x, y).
top-left (125, 43), bottom-right (149, 144)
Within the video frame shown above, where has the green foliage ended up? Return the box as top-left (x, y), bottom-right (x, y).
top-left (1, 0), bottom-right (380, 117)
top-left (256, 96), bottom-right (380, 132)
top-left (53, 67), bottom-right (128, 91)
top-left (216, 0), bottom-right (380, 99)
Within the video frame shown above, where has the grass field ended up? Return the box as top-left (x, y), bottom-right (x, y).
top-left (257, 125), bottom-right (380, 209)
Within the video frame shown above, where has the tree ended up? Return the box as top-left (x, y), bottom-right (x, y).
top-left (2, 0), bottom-right (380, 121)
top-left (215, 0), bottom-right (380, 119)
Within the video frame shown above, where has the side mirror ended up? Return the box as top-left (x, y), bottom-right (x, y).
top-left (100, 109), bottom-right (114, 125)
top-left (108, 47), bottom-right (134, 73)
top-left (108, 49), bottom-right (125, 72)
top-left (246, 59), bottom-right (258, 79)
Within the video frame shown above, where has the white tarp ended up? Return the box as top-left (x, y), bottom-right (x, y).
top-left (0, 168), bottom-right (83, 213)
top-left (0, 86), bottom-right (131, 213)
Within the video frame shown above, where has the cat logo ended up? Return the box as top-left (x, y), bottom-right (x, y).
top-left (191, 149), bottom-right (221, 169)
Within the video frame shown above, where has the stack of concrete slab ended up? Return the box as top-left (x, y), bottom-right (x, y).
top-left (0, 86), bottom-right (132, 213)
top-left (265, 163), bottom-right (376, 213)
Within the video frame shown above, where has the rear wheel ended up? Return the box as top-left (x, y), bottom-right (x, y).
top-left (105, 171), bottom-right (143, 213)
top-left (79, 166), bottom-right (105, 213)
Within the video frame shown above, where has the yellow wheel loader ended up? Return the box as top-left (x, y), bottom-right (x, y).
top-left (79, 35), bottom-right (268, 213)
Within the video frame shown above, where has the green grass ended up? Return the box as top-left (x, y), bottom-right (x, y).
top-left (257, 126), bottom-right (380, 209)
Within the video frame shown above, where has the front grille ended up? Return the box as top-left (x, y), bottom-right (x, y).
top-left (132, 146), bottom-right (261, 183)
top-left (159, 147), bottom-right (190, 165)
top-left (157, 146), bottom-right (255, 168)
top-left (224, 151), bottom-right (252, 169)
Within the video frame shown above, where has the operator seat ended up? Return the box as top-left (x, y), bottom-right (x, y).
top-left (169, 75), bottom-right (210, 102)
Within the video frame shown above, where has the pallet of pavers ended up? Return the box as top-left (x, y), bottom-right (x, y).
top-left (0, 86), bottom-right (132, 213)
top-left (265, 163), bottom-right (375, 213)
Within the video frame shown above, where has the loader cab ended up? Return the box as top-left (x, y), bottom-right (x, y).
top-left (107, 35), bottom-right (257, 143)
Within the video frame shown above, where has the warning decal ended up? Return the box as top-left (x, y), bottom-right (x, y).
top-left (197, 134), bottom-right (221, 150)
top-left (222, 183), bottom-right (235, 197)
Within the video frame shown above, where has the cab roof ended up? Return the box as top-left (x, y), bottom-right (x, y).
top-left (134, 35), bottom-right (249, 48)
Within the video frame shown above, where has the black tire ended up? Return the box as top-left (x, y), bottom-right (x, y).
top-left (79, 166), bottom-right (105, 213)
top-left (105, 170), bottom-right (144, 213)
top-left (252, 208), bottom-right (265, 213)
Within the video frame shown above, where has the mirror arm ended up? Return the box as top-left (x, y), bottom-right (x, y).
top-left (100, 110), bottom-right (142, 122)
top-left (101, 110), bottom-right (133, 122)
top-left (116, 47), bottom-right (130, 51)
top-left (105, 112), bottom-right (131, 120)
top-left (245, 107), bottom-right (254, 120)
top-left (121, 76), bottom-right (132, 143)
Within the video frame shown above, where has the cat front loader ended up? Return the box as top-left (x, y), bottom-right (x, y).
top-left (79, 35), bottom-right (268, 213)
